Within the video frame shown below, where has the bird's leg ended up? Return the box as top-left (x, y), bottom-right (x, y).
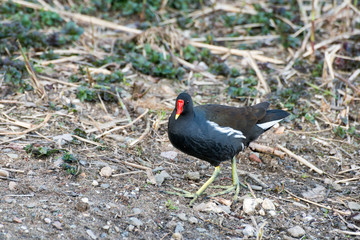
top-left (165, 166), bottom-right (221, 205)
top-left (209, 156), bottom-right (246, 202)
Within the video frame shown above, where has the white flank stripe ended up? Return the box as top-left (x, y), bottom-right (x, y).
top-left (207, 121), bottom-right (246, 139)
top-left (257, 119), bottom-right (283, 130)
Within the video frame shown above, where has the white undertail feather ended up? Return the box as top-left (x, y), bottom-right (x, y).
top-left (207, 120), bottom-right (246, 139)
top-left (257, 119), bottom-right (283, 130)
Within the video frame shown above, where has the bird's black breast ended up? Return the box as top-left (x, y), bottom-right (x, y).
top-left (168, 110), bottom-right (245, 166)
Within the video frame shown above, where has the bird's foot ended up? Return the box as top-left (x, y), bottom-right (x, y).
top-left (209, 180), bottom-right (247, 202)
top-left (164, 186), bottom-right (201, 205)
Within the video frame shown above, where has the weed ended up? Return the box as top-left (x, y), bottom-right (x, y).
top-left (165, 199), bottom-right (178, 210)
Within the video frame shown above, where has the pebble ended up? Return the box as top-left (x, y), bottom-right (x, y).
top-left (243, 198), bottom-right (262, 214)
top-left (44, 218), bottom-right (51, 224)
top-left (196, 228), bottom-right (207, 233)
top-left (0, 169), bottom-right (9, 178)
top-left (287, 225), bottom-right (305, 238)
top-left (13, 216), bottom-right (22, 223)
top-left (100, 184), bottom-right (110, 189)
top-left (86, 229), bottom-right (97, 239)
top-left (353, 213), bottom-right (360, 221)
top-left (185, 171), bottom-right (200, 181)
top-left (75, 200), bottom-right (89, 212)
top-left (7, 153), bottom-right (18, 159)
top-left (268, 210), bottom-right (277, 217)
top-left (128, 225), bottom-right (135, 231)
top-left (26, 202), bottom-right (36, 208)
top-left (243, 224), bottom-right (255, 237)
top-left (166, 220), bottom-right (177, 230)
top-left (100, 166), bottom-right (112, 177)
top-left (129, 217), bottom-right (143, 227)
top-left (171, 232), bottom-right (182, 240)
top-left (347, 201), bottom-right (360, 210)
top-left (177, 213), bottom-right (188, 221)
top-left (5, 198), bottom-right (15, 204)
top-left (155, 170), bottom-right (172, 185)
top-left (52, 221), bottom-right (63, 230)
top-left (102, 225), bottom-right (110, 230)
top-left (188, 216), bottom-right (198, 224)
top-left (100, 233), bottom-right (107, 238)
top-left (9, 181), bottom-right (17, 191)
top-left (262, 198), bottom-right (275, 210)
top-left (92, 180), bottom-right (99, 186)
top-left (175, 222), bottom-right (184, 233)
top-left (132, 208), bottom-right (142, 215)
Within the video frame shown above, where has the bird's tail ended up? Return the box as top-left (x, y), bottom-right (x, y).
top-left (256, 109), bottom-right (290, 131)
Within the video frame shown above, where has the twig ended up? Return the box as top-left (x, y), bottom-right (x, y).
top-left (245, 52), bottom-right (270, 94)
top-left (249, 142), bottom-right (285, 159)
top-left (334, 230), bottom-right (360, 236)
top-left (188, 41), bottom-right (284, 64)
top-left (95, 109), bottom-right (149, 139)
top-left (335, 73), bottom-right (360, 96)
top-left (1, 168), bottom-right (25, 174)
top-left (129, 118), bottom-right (150, 147)
top-left (334, 176), bottom-right (360, 184)
top-left (285, 189), bottom-right (350, 216)
top-left (116, 91), bottom-right (132, 125)
top-left (276, 144), bottom-right (324, 175)
top-left (123, 161), bottom-right (156, 184)
top-left (11, 0), bottom-right (142, 34)
top-left (0, 135), bottom-right (26, 145)
top-left (0, 114), bottom-right (52, 135)
top-left (338, 166), bottom-right (360, 174)
top-left (5, 193), bottom-right (35, 197)
top-left (72, 134), bottom-right (103, 147)
top-left (112, 170), bottom-right (144, 177)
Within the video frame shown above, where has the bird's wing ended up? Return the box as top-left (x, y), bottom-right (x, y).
top-left (196, 103), bottom-right (269, 136)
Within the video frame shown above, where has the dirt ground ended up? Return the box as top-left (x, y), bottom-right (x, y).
top-left (1, 0), bottom-right (360, 239)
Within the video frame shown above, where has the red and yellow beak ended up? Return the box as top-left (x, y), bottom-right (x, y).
top-left (175, 99), bottom-right (184, 120)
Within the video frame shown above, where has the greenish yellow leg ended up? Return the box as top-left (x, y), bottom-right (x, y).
top-left (164, 166), bottom-right (221, 205)
top-left (189, 166), bottom-right (220, 205)
top-left (209, 157), bottom-right (246, 202)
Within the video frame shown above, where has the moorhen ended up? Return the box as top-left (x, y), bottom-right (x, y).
top-left (167, 92), bottom-right (289, 204)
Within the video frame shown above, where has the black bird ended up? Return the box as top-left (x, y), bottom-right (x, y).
top-left (168, 92), bottom-right (289, 204)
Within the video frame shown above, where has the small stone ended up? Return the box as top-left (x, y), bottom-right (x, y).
top-left (103, 225), bottom-right (110, 230)
top-left (128, 225), bottom-right (135, 232)
top-left (329, 148), bottom-right (337, 155)
top-left (81, 198), bottom-right (89, 203)
top-left (75, 201), bottom-right (89, 212)
top-left (9, 181), bottom-right (17, 191)
top-left (114, 226), bottom-right (120, 232)
top-left (7, 153), bottom-right (18, 159)
top-left (287, 225), bottom-right (305, 238)
top-left (44, 218), bottom-right (51, 224)
top-left (160, 151), bottom-right (178, 160)
top-left (268, 210), bottom-right (277, 217)
top-left (243, 198), bottom-right (262, 214)
top-left (155, 171), bottom-right (172, 185)
top-left (26, 202), bottom-right (36, 208)
top-left (177, 213), bottom-right (187, 221)
top-left (185, 171), bottom-right (200, 181)
top-left (196, 228), bottom-right (207, 233)
top-left (262, 198), bottom-right (275, 210)
top-left (348, 202), bottom-right (360, 211)
top-left (100, 233), bottom-right (107, 238)
top-left (243, 224), bottom-right (255, 237)
top-left (171, 232), bottom-right (182, 240)
top-left (198, 62), bottom-right (208, 71)
top-left (188, 216), bottom-right (198, 224)
top-left (86, 229), bottom-right (97, 239)
top-left (129, 217), bottom-right (143, 227)
top-left (5, 198), bottom-right (15, 204)
top-left (352, 213), bottom-right (360, 221)
top-left (132, 208), bottom-right (142, 215)
top-left (92, 180), bottom-right (99, 186)
top-left (52, 221), bottom-right (62, 230)
top-left (13, 217), bottom-right (22, 223)
top-left (100, 166), bottom-right (112, 177)
top-left (259, 208), bottom-right (265, 216)
top-left (0, 169), bottom-right (9, 178)
top-left (175, 222), bottom-right (184, 233)
top-left (302, 185), bottom-right (326, 202)
top-left (166, 220), bottom-right (177, 230)
top-left (100, 183), bottom-right (110, 189)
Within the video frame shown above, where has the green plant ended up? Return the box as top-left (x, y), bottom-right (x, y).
top-left (165, 199), bottom-right (178, 210)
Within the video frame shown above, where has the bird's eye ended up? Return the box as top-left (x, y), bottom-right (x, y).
top-left (186, 101), bottom-right (189, 104)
